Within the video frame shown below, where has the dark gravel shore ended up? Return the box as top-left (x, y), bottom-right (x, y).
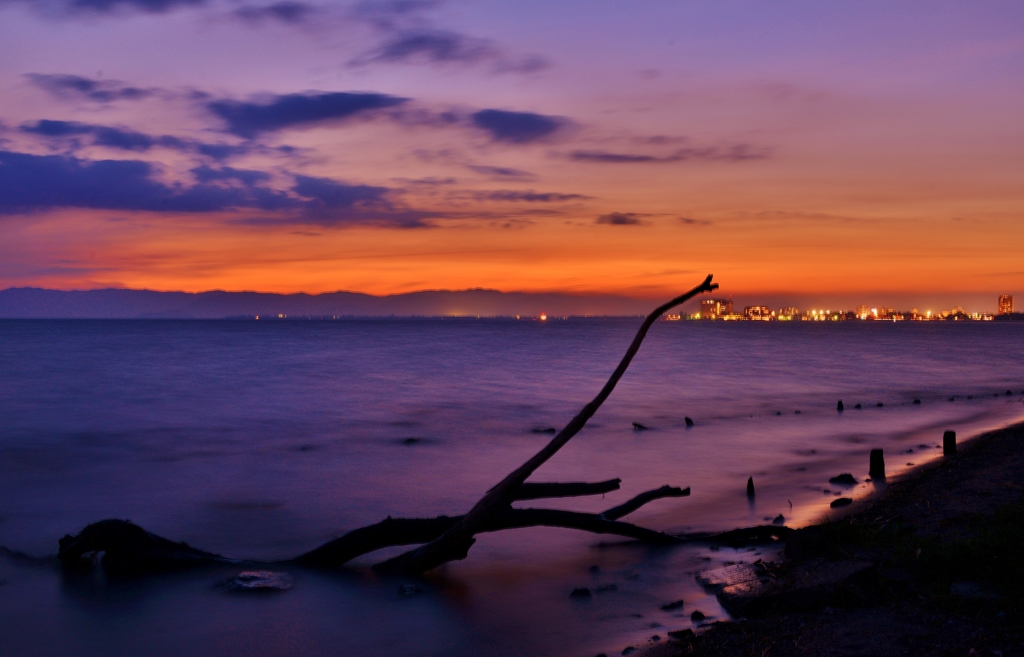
top-left (642, 419), bottom-right (1024, 657)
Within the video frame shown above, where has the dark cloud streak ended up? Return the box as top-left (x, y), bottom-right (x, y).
top-left (570, 144), bottom-right (770, 163)
top-left (471, 109), bottom-right (564, 143)
top-left (207, 92), bottom-right (409, 138)
top-left (233, 1), bottom-right (314, 24)
top-left (596, 212), bottom-right (646, 226)
top-left (0, 150), bottom-right (426, 227)
top-left (26, 74), bottom-right (155, 103)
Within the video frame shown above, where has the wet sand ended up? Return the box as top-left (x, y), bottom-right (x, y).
top-left (641, 419), bottom-right (1024, 657)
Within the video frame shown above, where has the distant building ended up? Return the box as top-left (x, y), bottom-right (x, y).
top-left (855, 305), bottom-right (870, 320)
top-left (744, 305), bottom-right (773, 321)
top-left (699, 298), bottom-right (733, 319)
top-left (999, 295), bottom-right (1013, 315)
top-left (778, 307), bottom-right (800, 320)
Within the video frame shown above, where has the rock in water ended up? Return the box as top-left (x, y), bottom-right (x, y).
top-left (772, 514), bottom-right (785, 525)
top-left (684, 416), bottom-right (694, 427)
top-left (830, 497), bottom-right (853, 508)
top-left (632, 422), bottom-right (649, 431)
top-left (690, 610), bottom-right (706, 621)
top-left (829, 473), bottom-right (858, 486)
top-left (570, 587), bottom-right (592, 598)
top-left (746, 477), bottom-right (755, 498)
top-left (660, 599), bottom-right (685, 611)
top-left (221, 571), bottom-right (293, 592)
top-left (837, 400), bottom-right (844, 412)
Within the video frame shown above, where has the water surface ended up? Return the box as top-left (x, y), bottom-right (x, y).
top-left (2, 319), bottom-right (1023, 656)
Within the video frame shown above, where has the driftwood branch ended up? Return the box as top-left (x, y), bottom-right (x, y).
top-left (601, 485), bottom-right (690, 520)
top-left (375, 275), bottom-right (717, 575)
top-left (513, 479), bottom-right (621, 500)
top-left (54, 276), bottom-right (720, 577)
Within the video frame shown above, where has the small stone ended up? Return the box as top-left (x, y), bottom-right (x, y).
top-left (570, 587), bottom-right (592, 598)
top-left (876, 402), bottom-right (884, 407)
top-left (830, 497), bottom-right (853, 508)
top-left (220, 570), bottom-right (293, 592)
top-left (402, 437), bottom-right (420, 444)
top-left (651, 635), bottom-right (661, 641)
top-left (795, 410), bottom-right (801, 414)
top-left (660, 599), bottom-right (685, 611)
top-left (668, 629), bottom-right (695, 641)
top-left (632, 422), bottom-right (649, 431)
top-left (829, 473), bottom-right (858, 486)
top-left (690, 610), bottom-right (706, 621)
top-left (772, 514), bottom-right (785, 525)
top-left (854, 403), bottom-right (862, 409)
top-left (622, 648), bottom-right (636, 656)
top-left (913, 399), bottom-right (921, 405)
top-left (684, 416), bottom-right (694, 427)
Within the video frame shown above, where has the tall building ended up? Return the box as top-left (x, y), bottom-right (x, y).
top-left (699, 297), bottom-right (733, 319)
top-left (999, 295), bottom-right (1013, 315)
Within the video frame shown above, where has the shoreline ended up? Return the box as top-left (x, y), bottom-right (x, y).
top-left (640, 419), bottom-right (1024, 657)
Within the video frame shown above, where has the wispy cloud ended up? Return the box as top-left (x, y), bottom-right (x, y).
top-left (20, 119), bottom-right (188, 151)
top-left (596, 212), bottom-right (646, 226)
top-left (466, 165), bottom-right (536, 181)
top-left (20, 119), bottom-right (251, 161)
top-left (26, 73), bottom-right (156, 103)
top-left (350, 29), bottom-right (547, 73)
top-left (471, 109), bottom-right (566, 143)
top-left (207, 91), bottom-right (409, 138)
top-left (233, 1), bottom-right (315, 24)
top-left (347, 1), bottom-right (548, 74)
top-left (455, 189), bottom-right (589, 203)
top-left (0, 150), bottom-right (430, 227)
top-left (569, 144), bottom-right (770, 163)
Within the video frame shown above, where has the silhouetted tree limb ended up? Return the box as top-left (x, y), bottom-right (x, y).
top-left (601, 485), bottom-right (690, 520)
top-left (55, 276), bottom-right (722, 577)
top-left (513, 479), bottom-right (621, 500)
top-left (375, 275), bottom-right (718, 575)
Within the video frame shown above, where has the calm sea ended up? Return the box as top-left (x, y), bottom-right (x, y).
top-left (1, 319), bottom-right (1023, 656)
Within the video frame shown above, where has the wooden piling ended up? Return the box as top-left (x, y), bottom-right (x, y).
top-left (943, 430), bottom-right (956, 456)
top-left (869, 449), bottom-right (885, 478)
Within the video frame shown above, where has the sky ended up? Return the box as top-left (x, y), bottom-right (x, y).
top-left (0, 0), bottom-right (1022, 311)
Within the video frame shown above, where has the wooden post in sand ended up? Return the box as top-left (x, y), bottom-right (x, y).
top-left (943, 430), bottom-right (956, 456)
top-left (869, 449), bottom-right (885, 478)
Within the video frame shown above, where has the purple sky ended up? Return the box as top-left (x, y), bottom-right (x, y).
top-left (1, 0), bottom-right (1022, 311)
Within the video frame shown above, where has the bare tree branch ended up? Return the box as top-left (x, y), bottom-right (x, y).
top-left (375, 275), bottom-right (718, 574)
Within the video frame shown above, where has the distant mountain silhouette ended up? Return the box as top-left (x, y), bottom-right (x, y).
top-left (0, 287), bottom-right (655, 319)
